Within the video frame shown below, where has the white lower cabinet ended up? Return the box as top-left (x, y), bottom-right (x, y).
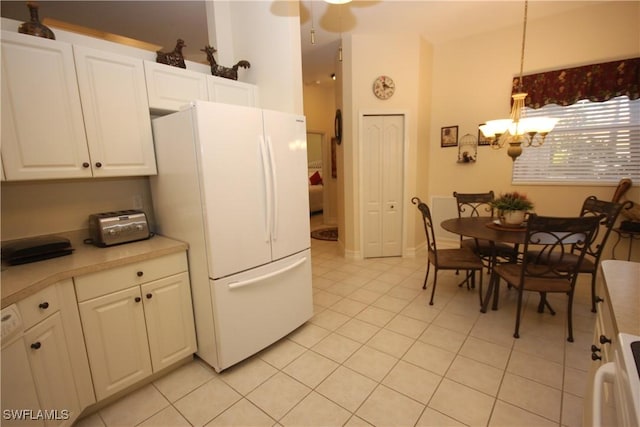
top-left (79, 286), bottom-right (152, 401)
top-left (23, 312), bottom-right (81, 427)
top-left (1, 336), bottom-right (43, 427)
top-left (76, 253), bottom-right (196, 401)
top-left (1, 280), bottom-right (88, 427)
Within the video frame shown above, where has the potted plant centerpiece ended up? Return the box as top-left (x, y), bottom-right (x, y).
top-left (491, 192), bottom-right (534, 227)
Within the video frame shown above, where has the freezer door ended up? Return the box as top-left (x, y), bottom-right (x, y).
top-left (210, 250), bottom-right (313, 371)
top-left (194, 102), bottom-right (272, 279)
top-left (262, 109), bottom-right (311, 261)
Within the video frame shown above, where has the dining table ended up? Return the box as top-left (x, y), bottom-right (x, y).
top-left (440, 216), bottom-right (527, 312)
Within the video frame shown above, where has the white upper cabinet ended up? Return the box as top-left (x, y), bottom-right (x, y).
top-left (1, 31), bottom-right (92, 180)
top-left (207, 75), bottom-right (259, 107)
top-left (74, 45), bottom-right (157, 177)
top-left (145, 60), bottom-right (259, 113)
top-left (0, 31), bottom-right (157, 180)
top-left (144, 61), bottom-right (208, 113)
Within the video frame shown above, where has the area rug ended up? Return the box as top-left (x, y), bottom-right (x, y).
top-left (311, 227), bottom-right (338, 241)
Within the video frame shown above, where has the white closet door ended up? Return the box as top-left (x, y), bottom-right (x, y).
top-left (363, 115), bottom-right (404, 258)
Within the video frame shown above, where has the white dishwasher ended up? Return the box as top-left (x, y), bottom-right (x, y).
top-left (1, 304), bottom-right (43, 426)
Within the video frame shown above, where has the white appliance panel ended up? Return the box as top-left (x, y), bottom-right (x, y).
top-left (211, 250), bottom-right (312, 370)
top-left (151, 101), bottom-right (313, 372)
top-left (194, 102), bottom-right (272, 279)
top-left (262, 109), bottom-right (311, 261)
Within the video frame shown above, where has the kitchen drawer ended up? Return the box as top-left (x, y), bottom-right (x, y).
top-left (75, 252), bottom-right (188, 302)
top-left (17, 285), bottom-right (60, 331)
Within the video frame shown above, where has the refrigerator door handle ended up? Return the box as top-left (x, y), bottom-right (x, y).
top-left (259, 136), bottom-right (272, 243)
top-left (227, 256), bottom-right (307, 290)
top-left (265, 136), bottom-right (279, 241)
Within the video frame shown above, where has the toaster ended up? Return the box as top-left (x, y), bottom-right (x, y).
top-left (88, 210), bottom-right (151, 247)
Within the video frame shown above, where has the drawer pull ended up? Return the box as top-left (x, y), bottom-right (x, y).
top-left (30, 342), bottom-right (41, 350)
top-left (146, 293), bottom-right (153, 299)
top-left (137, 271), bottom-right (144, 277)
top-left (135, 297), bottom-right (141, 303)
top-left (38, 302), bottom-right (49, 310)
top-left (82, 162), bottom-right (90, 168)
top-left (95, 162), bottom-right (102, 168)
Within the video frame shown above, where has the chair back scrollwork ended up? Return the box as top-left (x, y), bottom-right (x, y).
top-left (524, 214), bottom-right (603, 281)
top-left (453, 191), bottom-right (495, 218)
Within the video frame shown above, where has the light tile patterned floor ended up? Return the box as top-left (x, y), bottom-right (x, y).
top-left (75, 216), bottom-right (596, 427)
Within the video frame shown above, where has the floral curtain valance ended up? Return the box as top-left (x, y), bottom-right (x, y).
top-left (512, 57), bottom-right (640, 109)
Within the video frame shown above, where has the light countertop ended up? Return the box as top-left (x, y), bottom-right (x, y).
top-left (1, 230), bottom-right (188, 308)
top-left (600, 260), bottom-right (640, 336)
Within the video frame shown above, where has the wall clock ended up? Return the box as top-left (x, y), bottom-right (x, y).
top-left (372, 75), bottom-right (395, 100)
top-left (334, 109), bottom-right (342, 145)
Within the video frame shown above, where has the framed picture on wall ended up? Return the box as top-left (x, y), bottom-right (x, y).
top-left (441, 125), bottom-right (458, 147)
top-left (478, 125), bottom-right (491, 146)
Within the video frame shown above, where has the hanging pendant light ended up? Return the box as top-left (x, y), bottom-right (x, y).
top-left (479, 0), bottom-right (558, 161)
top-left (310, 0), bottom-right (316, 44)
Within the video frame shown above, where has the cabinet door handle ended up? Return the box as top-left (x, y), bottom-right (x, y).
top-left (38, 302), bottom-right (49, 310)
top-left (599, 335), bottom-right (612, 345)
top-left (95, 162), bottom-right (102, 168)
top-left (591, 344), bottom-right (601, 353)
top-left (134, 297), bottom-right (141, 303)
top-left (30, 342), bottom-right (41, 350)
top-left (82, 162), bottom-right (90, 168)
top-left (146, 293), bottom-right (153, 299)
top-left (137, 271), bottom-right (144, 277)
top-left (591, 352), bottom-right (602, 361)
top-left (595, 296), bottom-right (604, 304)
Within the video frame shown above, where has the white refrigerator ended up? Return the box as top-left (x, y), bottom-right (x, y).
top-left (150, 101), bottom-right (313, 372)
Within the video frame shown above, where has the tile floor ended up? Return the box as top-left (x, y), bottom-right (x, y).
top-left (75, 215), bottom-right (596, 427)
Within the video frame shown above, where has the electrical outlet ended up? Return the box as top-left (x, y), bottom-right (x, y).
top-left (133, 195), bottom-right (143, 210)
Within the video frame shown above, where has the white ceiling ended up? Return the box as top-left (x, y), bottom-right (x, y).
top-left (1, 1), bottom-right (604, 87)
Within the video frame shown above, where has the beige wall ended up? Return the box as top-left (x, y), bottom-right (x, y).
top-left (342, 33), bottom-right (433, 258)
top-left (427, 1), bottom-right (639, 260)
top-left (429, 2), bottom-right (639, 209)
top-left (330, 1), bottom-right (639, 260)
top-left (1, 177), bottom-right (154, 240)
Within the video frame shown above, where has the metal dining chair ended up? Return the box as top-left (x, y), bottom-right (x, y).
top-left (453, 191), bottom-right (518, 273)
top-left (568, 196), bottom-right (630, 312)
top-left (411, 197), bottom-right (484, 306)
top-left (486, 214), bottom-right (602, 342)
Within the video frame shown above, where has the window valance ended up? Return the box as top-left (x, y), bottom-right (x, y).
top-left (512, 57), bottom-right (640, 109)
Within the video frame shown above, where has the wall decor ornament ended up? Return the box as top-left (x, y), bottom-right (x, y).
top-left (201, 45), bottom-right (251, 81)
top-left (334, 109), bottom-right (342, 145)
top-left (18, 2), bottom-right (55, 40)
top-left (441, 126), bottom-right (458, 148)
top-left (457, 133), bottom-right (477, 163)
top-left (156, 39), bottom-right (187, 68)
top-left (372, 75), bottom-right (395, 100)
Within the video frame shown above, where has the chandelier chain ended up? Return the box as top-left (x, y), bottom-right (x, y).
top-left (517, 0), bottom-right (528, 92)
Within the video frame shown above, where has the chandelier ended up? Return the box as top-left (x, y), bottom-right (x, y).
top-left (479, 0), bottom-right (558, 161)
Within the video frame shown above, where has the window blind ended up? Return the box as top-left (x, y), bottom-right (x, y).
top-left (512, 96), bottom-right (640, 184)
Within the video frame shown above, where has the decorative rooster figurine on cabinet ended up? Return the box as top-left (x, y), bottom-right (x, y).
top-left (156, 39), bottom-right (186, 69)
top-left (201, 45), bottom-right (250, 80)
